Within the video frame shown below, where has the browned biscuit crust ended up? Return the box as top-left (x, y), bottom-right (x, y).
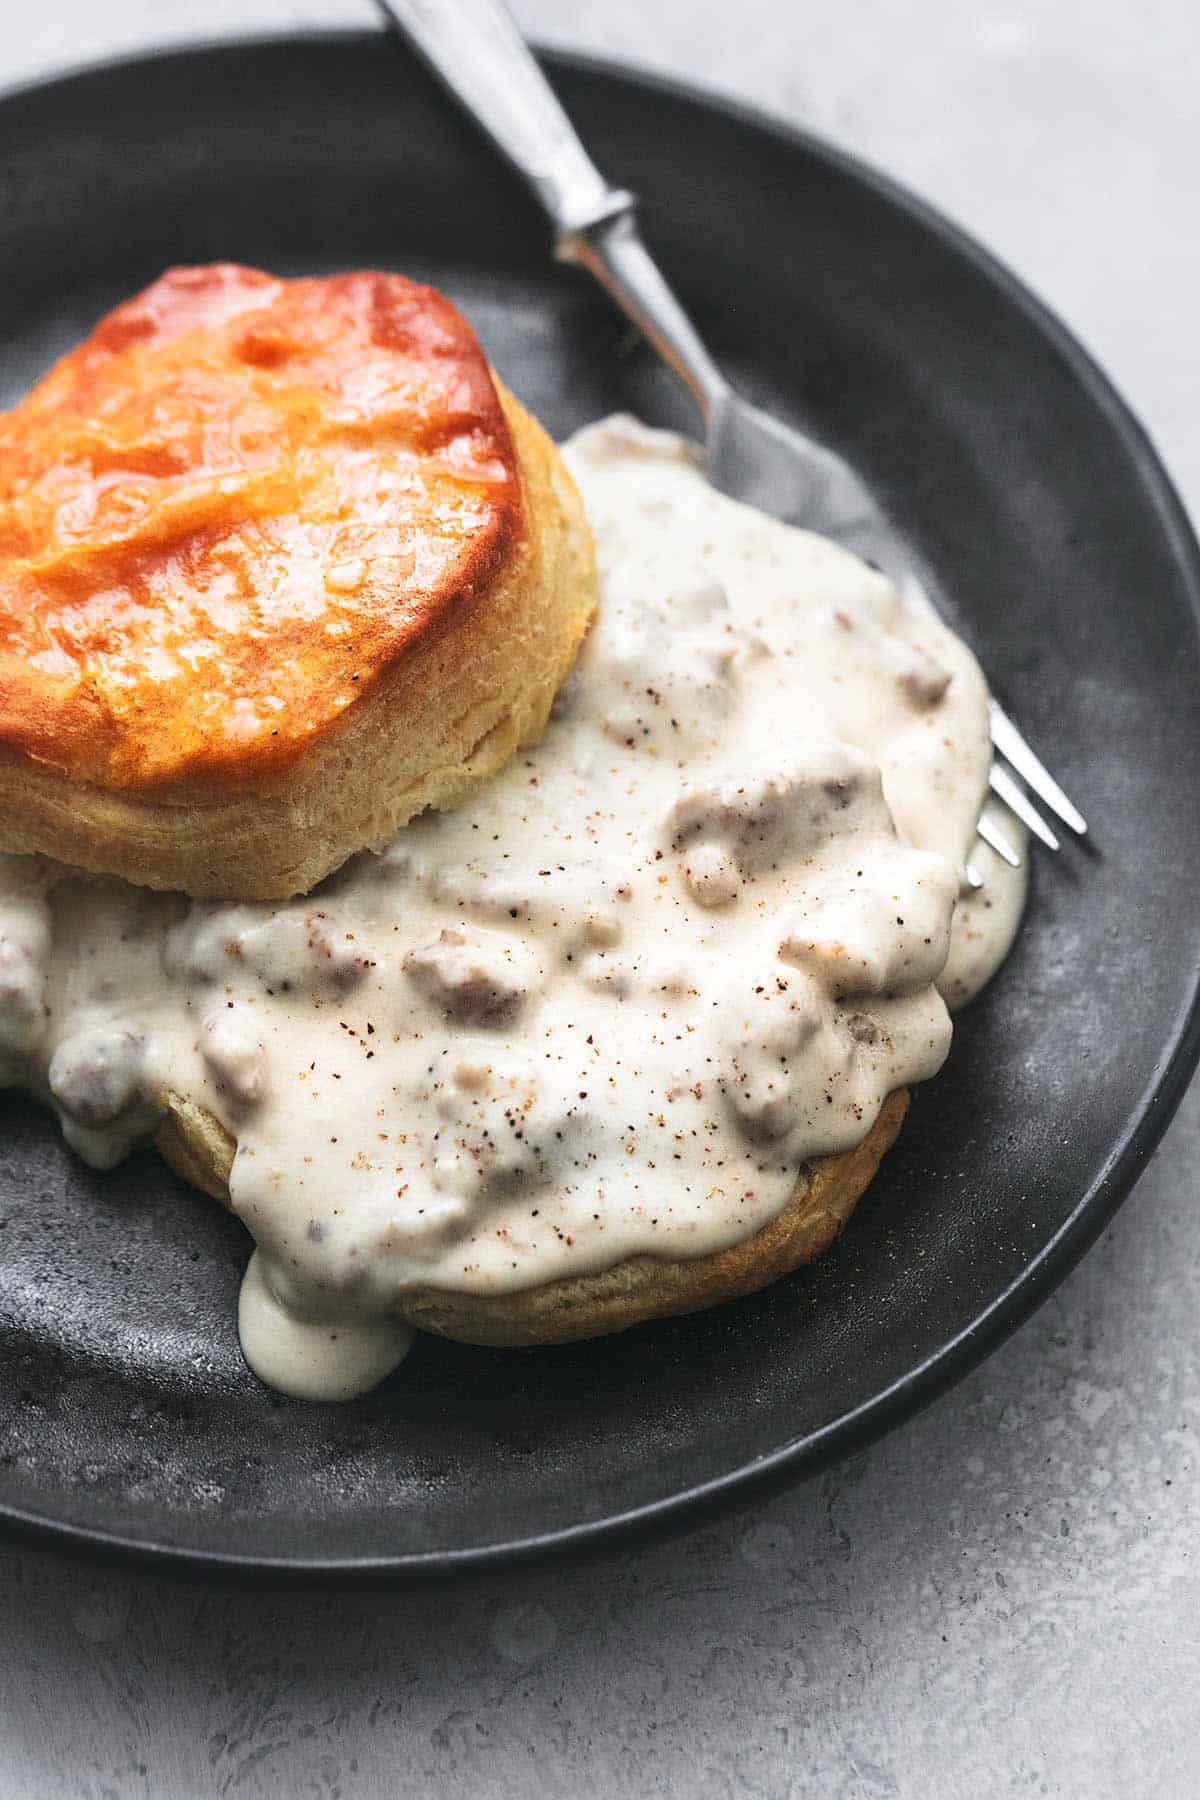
top-left (0, 267), bottom-right (596, 900)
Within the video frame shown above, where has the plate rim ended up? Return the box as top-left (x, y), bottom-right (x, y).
top-left (1, 27), bottom-right (1199, 1584)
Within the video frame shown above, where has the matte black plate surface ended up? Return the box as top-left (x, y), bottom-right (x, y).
top-left (1, 33), bottom-right (1198, 1581)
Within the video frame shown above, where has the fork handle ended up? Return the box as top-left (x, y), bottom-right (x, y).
top-left (373, 0), bottom-right (730, 416)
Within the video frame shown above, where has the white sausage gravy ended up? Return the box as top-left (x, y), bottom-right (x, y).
top-left (0, 416), bottom-right (1026, 1399)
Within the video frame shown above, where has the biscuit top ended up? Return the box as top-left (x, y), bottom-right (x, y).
top-left (0, 264), bottom-right (519, 788)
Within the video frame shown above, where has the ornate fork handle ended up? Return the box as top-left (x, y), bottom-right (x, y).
top-left (374, 0), bottom-right (730, 416)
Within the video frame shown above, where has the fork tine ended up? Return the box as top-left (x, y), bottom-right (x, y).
top-left (988, 700), bottom-right (1087, 834)
top-left (988, 764), bottom-right (1060, 850)
top-left (977, 811), bottom-right (1022, 867)
top-left (964, 860), bottom-right (985, 889)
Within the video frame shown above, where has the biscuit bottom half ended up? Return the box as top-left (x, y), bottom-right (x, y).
top-left (155, 1084), bottom-right (909, 1347)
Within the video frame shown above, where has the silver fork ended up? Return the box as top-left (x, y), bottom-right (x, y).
top-left (375, 0), bottom-right (1088, 872)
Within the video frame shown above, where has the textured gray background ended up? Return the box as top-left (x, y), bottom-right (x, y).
top-left (2, 3), bottom-right (1198, 1796)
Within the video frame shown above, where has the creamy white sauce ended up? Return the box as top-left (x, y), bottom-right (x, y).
top-left (0, 416), bottom-right (1025, 1399)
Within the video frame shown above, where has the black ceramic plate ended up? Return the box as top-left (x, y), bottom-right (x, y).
top-left (1, 33), bottom-right (1198, 1582)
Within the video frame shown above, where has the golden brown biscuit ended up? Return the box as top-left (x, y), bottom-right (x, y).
top-left (0, 265), bottom-right (596, 900)
top-left (154, 1085), bottom-right (908, 1346)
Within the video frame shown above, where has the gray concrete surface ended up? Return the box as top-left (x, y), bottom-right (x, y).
top-left (1, 3), bottom-right (1198, 1795)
